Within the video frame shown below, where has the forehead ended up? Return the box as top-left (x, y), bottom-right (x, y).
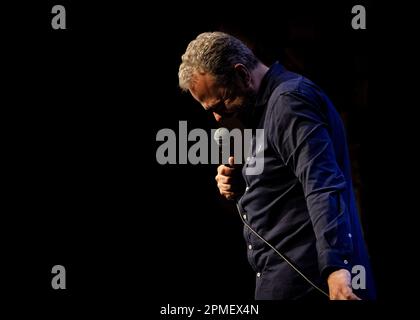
top-left (189, 72), bottom-right (221, 106)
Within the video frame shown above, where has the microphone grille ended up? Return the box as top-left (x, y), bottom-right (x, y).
top-left (214, 128), bottom-right (230, 146)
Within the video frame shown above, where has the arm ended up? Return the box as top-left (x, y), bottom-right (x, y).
top-left (270, 91), bottom-right (359, 300)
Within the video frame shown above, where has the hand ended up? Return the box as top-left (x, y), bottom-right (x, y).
top-left (327, 269), bottom-right (361, 300)
top-left (215, 156), bottom-right (241, 200)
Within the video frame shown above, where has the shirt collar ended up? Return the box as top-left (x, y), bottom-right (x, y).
top-left (255, 62), bottom-right (287, 108)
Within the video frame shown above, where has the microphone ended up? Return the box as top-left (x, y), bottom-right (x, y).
top-left (213, 127), bottom-right (232, 166)
top-left (213, 127), bottom-right (230, 146)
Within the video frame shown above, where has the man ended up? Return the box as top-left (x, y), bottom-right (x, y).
top-left (178, 32), bottom-right (376, 300)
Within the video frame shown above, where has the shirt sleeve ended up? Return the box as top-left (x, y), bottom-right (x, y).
top-left (267, 90), bottom-right (354, 279)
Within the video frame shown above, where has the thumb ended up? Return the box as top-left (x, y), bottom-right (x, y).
top-left (228, 156), bottom-right (235, 167)
top-left (349, 292), bottom-right (362, 300)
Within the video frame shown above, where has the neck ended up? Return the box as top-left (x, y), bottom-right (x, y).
top-left (250, 62), bottom-right (269, 93)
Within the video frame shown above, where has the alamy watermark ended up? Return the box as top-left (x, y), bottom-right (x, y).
top-left (155, 121), bottom-right (265, 175)
top-left (48, 4), bottom-right (366, 31)
top-left (351, 265), bottom-right (366, 290)
top-left (352, 4), bottom-right (366, 30)
top-left (51, 5), bottom-right (66, 30)
top-left (51, 264), bottom-right (66, 289)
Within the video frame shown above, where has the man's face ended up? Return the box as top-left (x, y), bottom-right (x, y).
top-left (189, 72), bottom-right (255, 129)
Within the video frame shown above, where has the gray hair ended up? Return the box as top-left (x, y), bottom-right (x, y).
top-left (178, 32), bottom-right (258, 91)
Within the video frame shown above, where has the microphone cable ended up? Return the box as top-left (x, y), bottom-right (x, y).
top-left (214, 127), bottom-right (329, 298)
top-left (234, 201), bottom-right (330, 298)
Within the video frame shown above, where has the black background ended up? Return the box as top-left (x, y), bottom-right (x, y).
top-left (2, 0), bottom-right (415, 317)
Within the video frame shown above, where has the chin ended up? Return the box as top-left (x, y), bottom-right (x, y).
top-left (219, 116), bottom-right (245, 131)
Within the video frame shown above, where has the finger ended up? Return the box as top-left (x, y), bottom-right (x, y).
top-left (224, 192), bottom-right (236, 200)
top-left (348, 292), bottom-right (362, 300)
top-left (218, 165), bottom-right (235, 176)
top-left (220, 188), bottom-right (234, 196)
top-left (217, 165), bottom-right (224, 175)
top-left (216, 175), bottom-right (232, 184)
top-left (329, 288), bottom-right (345, 300)
top-left (341, 286), bottom-right (358, 300)
top-left (228, 156), bottom-right (235, 166)
top-left (331, 288), bottom-right (361, 300)
top-left (329, 292), bottom-right (339, 300)
top-left (221, 190), bottom-right (235, 200)
top-left (218, 183), bottom-right (232, 191)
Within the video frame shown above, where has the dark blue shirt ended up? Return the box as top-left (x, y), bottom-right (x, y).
top-left (238, 63), bottom-right (376, 300)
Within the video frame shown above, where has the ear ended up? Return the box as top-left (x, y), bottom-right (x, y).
top-left (233, 63), bottom-right (251, 88)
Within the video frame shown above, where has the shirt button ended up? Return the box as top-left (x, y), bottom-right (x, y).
top-left (248, 244), bottom-right (252, 250)
top-left (348, 233), bottom-right (352, 238)
top-left (344, 259), bottom-right (348, 265)
top-left (245, 186), bottom-right (249, 192)
top-left (243, 214), bottom-right (247, 220)
top-left (257, 272), bottom-right (261, 277)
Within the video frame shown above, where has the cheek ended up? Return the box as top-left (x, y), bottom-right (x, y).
top-left (226, 96), bottom-right (245, 111)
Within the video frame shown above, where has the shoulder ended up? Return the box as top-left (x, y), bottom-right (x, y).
top-left (263, 74), bottom-right (330, 146)
top-left (265, 73), bottom-right (331, 127)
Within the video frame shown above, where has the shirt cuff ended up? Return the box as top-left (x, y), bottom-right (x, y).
top-left (318, 249), bottom-right (351, 280)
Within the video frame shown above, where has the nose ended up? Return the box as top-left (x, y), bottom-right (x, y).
top-left (213, 112), bottom-right (222, 122)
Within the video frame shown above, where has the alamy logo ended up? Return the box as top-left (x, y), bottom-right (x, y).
top-left (351, 265), bottom-right (366, 290)
top-left (51, 5), bottom-right (66, 30)
top-left (351, 5), bottom-right (366, 30)
top-left (155, 121), bottom-right (265, 175)
top-left (51, 265), bottom-right (66, 289)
